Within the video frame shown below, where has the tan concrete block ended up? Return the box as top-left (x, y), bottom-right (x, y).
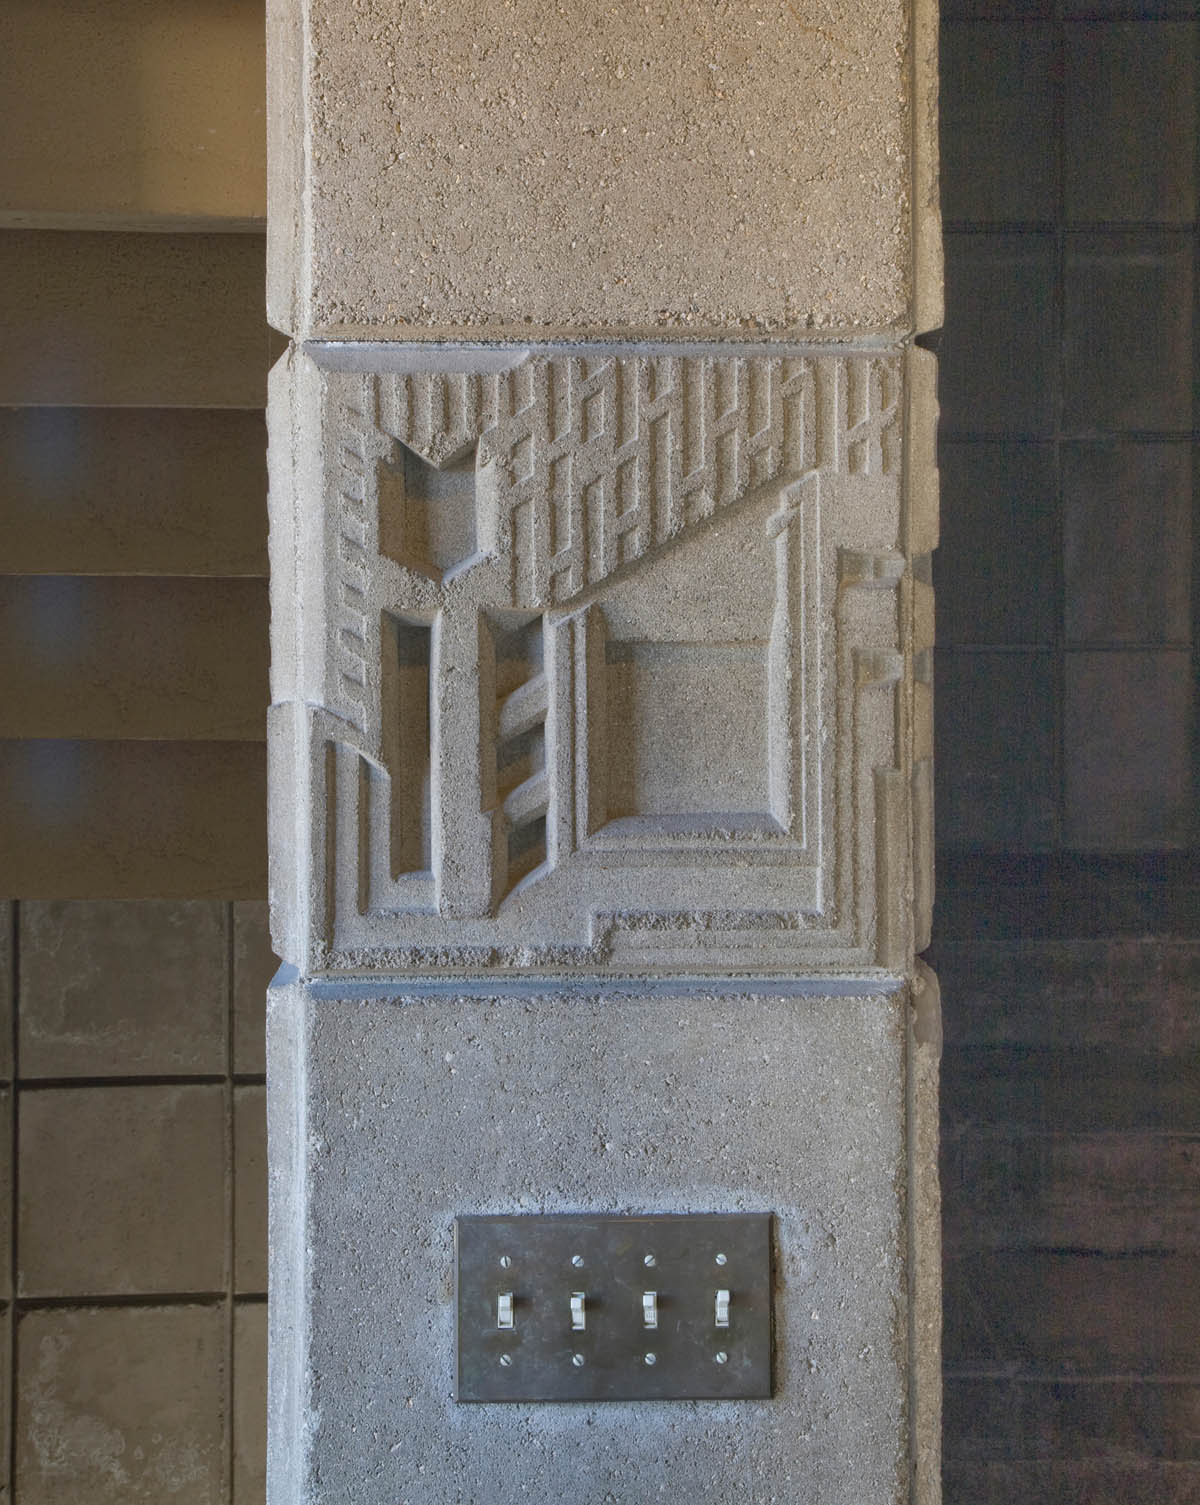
top-left (0, 231), bottom-right (273, 407)
top-left (234, 1303), bottom-right (267, 1504)
top-left (15, 1305), bottom-right (225, 1505)
top-left (0, 1093), bottom-right (10, 1301)
top-left (269, 0), bottom-right (933, 339)
top-left (235, 1086), bottom-right (267, 1295)
top-left (0, 739), bottom-right (266, 900)
top-left (233, 901), bottom-right (275, 1075)
top-left (19, 901), bottom-right (227, 1079)
top-left (0, 577), bottom-right (268, 741)
top-left (1, 0), bottom-right (265, 229)
top-left (18, 1086), bottom-right (226, 1297)
top-left (0, 408), bottom-right (268, 577)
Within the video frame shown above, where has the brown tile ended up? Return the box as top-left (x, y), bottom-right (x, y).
top-left (935, 649), bottom-right (1058, 849)
top-left (0, 231), bottom-right (272, 407)
top-left (1063, 442), bottom-right (1192, 646)
top-left (0, 576), bottom-right (269, 740)
top-left (944, 1251), bottom-right (1200, 1375)
top-left (937, 441), bottom-right (1058, 645)
top-left (1065, 23), bottom-right (1197, 225)
top-left (0, 408), bottom-right (267, 577)
top-left (1064, 651), bottom-right (1193, 849)
top-left (234, 1303), bottom-right (267, 1505)
top-left (0, 1092), bottom-right (9, 1301)
top-left (1064, 232), bottom-right (1195, 434)
top-left (18, 1084), bottom-right (226, 1297)
top-left (941, 23), bottom-right (1058, 224)
top-left (941, 232), bottom-right (1058, 437)
top-left (0, 903), bottom-right (11, 1080)
top-left (0, 739), bottom-right (266, 900)
top-left (235, 1086), bottom-right (267, 1295)
top-left (233, 901), bottom-right (274, 1076)
top-left (943, 1460), bottom-right (1200, 1504)
top-left (15, 1305), bottom-right (225, 1505)
top-left (19, 901), bottom-right (227, 1078)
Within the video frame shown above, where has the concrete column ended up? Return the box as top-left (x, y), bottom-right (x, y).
top-left (267, 3), bottom-right (941, 1500)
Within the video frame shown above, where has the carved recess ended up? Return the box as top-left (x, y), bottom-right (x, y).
top-left (269, 345), bottom-right (917, 975)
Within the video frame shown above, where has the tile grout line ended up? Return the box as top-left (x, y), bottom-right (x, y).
top-left (224, 900), bottom-right (236, 1505)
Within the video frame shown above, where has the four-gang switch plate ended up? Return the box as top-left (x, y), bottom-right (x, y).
top-left (455, 1213), bottom-right (773, 1402)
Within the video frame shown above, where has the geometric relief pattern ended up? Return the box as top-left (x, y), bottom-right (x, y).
top-left (280, 346), bottom-right (911, 973)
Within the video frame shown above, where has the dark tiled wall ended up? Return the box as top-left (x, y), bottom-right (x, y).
top-left (936, 6), bottom-right (1200, 1499)
top-left (936, 4), bottom-right (1197, 854)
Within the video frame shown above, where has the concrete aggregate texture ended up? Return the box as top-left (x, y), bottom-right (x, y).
top-left (269, 980), bottom-right (920, 1505)
top-left (270, 0), bottom-right (933, 339)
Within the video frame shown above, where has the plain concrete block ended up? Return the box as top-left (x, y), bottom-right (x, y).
top-left (233, 901), bottom-right (274, 1075)
top-left (235, 1086), bottom-right (267, 1295)
top-left (1, 0), bottom-right (265, 229)
top-left (0, 577), bottom-right (269, 741)
top-left (1063, 231), bottom-right (1195, 434)
top-left (268, 0), bottom-right (937, 338)
top-left (270, 344), bottom-right (919, 977)
top-left (18, 1085), bottom-right (226, 1298)
top-left (1064, 650), bottom-right (1193, 850)
top-left (234, 1303), bottom-right (267, 1505)
top-left (1064, 23), bottom-right (1197, 225)
top-left (19, 901), bottom-right (227, 1078)
top-left (0, 1092), bottom-right (9, 1300)
top-left (940, 23), bottom-right (1057, 224)
top-left (1063, 442), bottom-right (1193, 646)
top-left (0, 739), bottom-right (266, 900)
top-left (0, 408), bottom-right (268, 577)
top-left (15, 1305), bottom-right (226, 1505)
top-left (269, 978), bottom-right (924, 1504)
top-left (936, 441), bottom-right (1057, 645)
top-left (0, 231), bottom-right (273, 407)
top-left (940, 233), bottom-right (1057, 437)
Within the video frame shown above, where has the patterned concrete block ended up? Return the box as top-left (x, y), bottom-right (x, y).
top-left (270, 343), bottom-right (932, 979)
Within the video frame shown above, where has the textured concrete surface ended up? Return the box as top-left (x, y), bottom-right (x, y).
top-left (269, 977), bottom-right (919, 1504)
top-left (268, 0), bottom-right (941, 339)
top-left (268, 342), bottom-right (930, 978)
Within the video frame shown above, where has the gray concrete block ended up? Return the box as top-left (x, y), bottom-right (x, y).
top-left (269, 976), bottom-right (933, 1504)
top-left (267, 0), bottom-right (940, 339)
top-left (19, 901), bottom-right (227, 1078)
top-left (18, 1085), bottom-right (226, 1298)
top-left (269, 343), bottom-right (921, 979)
top-left (15, 1306), bottom-right (226, 1505)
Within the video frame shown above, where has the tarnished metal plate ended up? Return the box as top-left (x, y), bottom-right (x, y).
top-left (455, 1213), bottom-right (773, 1402)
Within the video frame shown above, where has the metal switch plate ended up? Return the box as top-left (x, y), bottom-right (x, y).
top-left (455, 1213), bottom-right (773, 1402)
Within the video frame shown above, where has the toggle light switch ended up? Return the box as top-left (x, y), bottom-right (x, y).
top-left (455, 1213), bottom-right (772, 1402)
top-left (715, 1288), bottom-right (731, 1328)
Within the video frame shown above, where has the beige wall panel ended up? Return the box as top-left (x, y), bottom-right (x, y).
top-left (0, 739), bottom-right (266, 899)
top-left (0, 576), bottom-right (268, 742)
top-left (0, 408), bottom-right (267, 576)
top-left (0, 232), bottom-right (274, 408)
top-left (2, 0), bottom-right (265, 229)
